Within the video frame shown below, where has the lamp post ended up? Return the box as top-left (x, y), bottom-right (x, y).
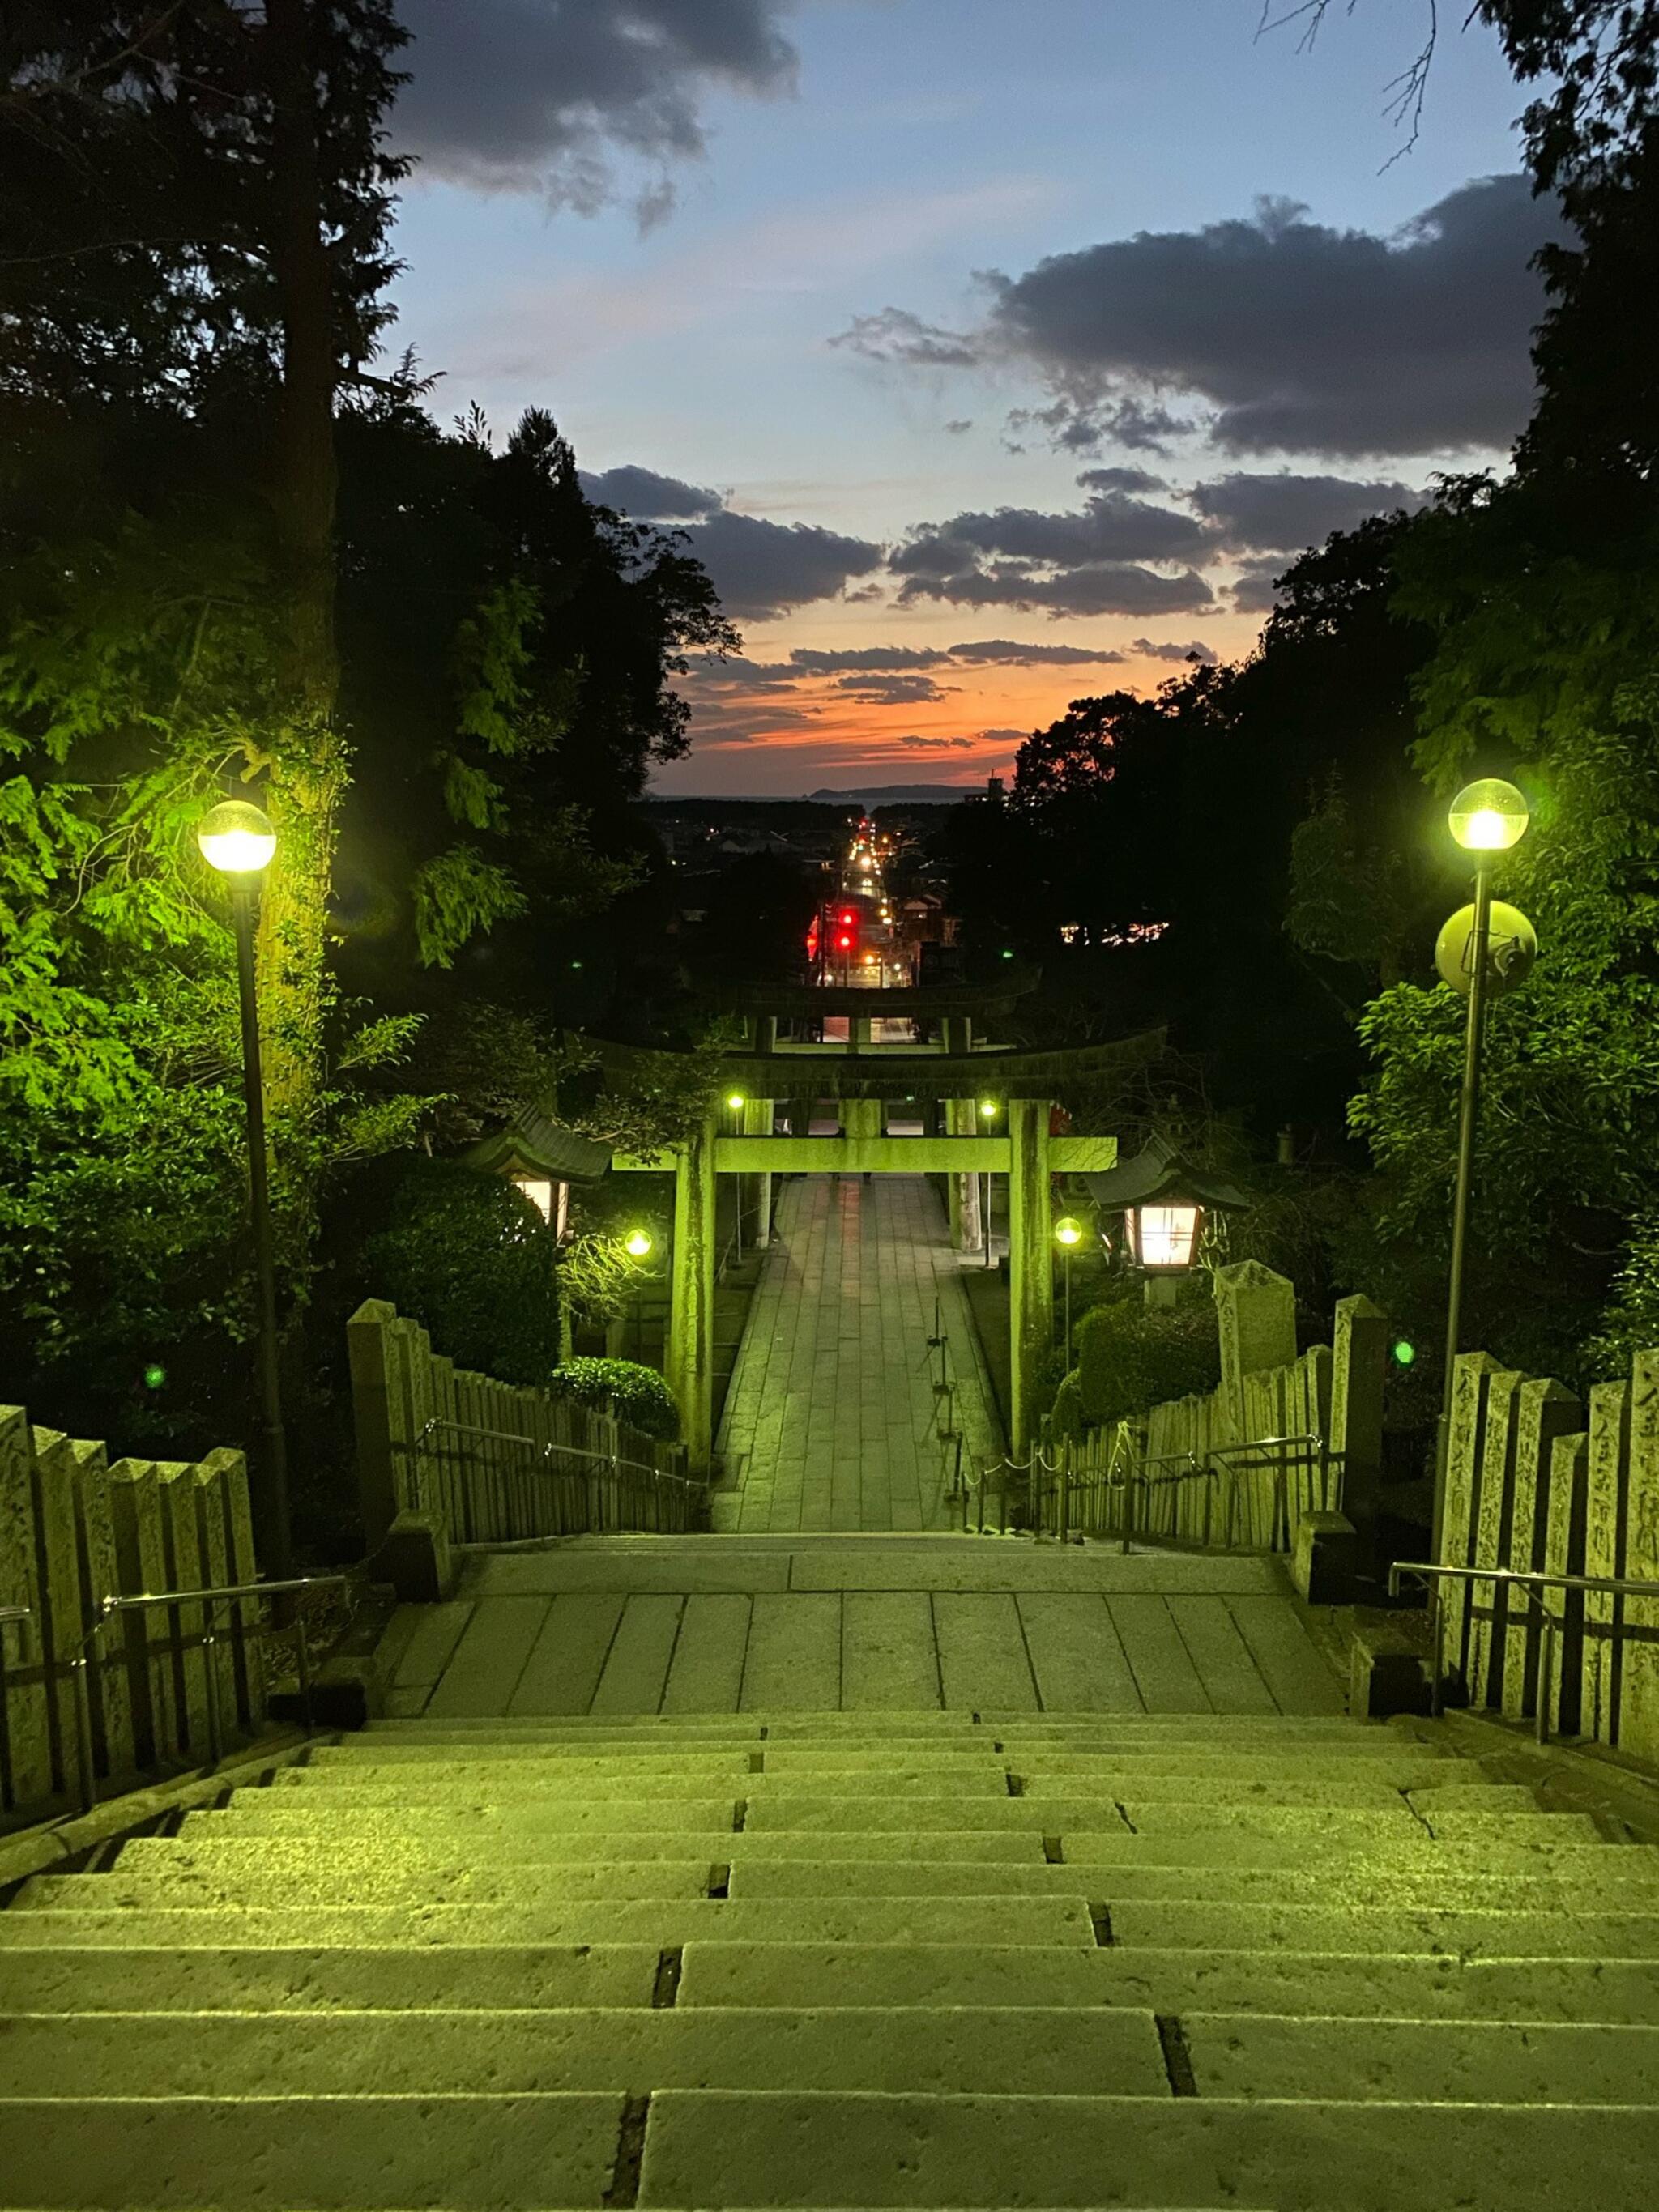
top-left (196, 799), bottom-right (290, 1576)
top-left (623, 1228), bottom-right (655, 1359)
top-left (979, 1101), bottom-right (998, 1269)
top-left (1433, 777), bottom-right (1533, 1552)
top-left (1053, 1216), bottom-right (1084, 1368)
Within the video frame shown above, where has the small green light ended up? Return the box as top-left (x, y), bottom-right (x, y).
top-left (1392, 1339), bottom-right (1416, 1368)
top-left (570, 959), bottom-right (583, 970)
top-left (727, 1092), bottom-right (746, 1113)
top-left (978, 1099), bottom-right (997, 1119)
top-left (624, 1228), bottom-right (654, 1259)
top-left (143, 1362), bottom-right (167, 1391)
top-left (999, 948), bottom-right (1014, 961)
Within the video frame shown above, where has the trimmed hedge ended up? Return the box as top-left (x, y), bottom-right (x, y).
top-left (548, 1356), bottom-right (680, 1441)
top-left (1062, 1289), bottom-right (1221, 1435)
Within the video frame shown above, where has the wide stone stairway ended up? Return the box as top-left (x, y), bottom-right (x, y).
top-left (4, 1703), bottom-right (1659, 2207)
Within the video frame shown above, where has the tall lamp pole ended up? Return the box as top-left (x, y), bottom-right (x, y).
top-left (1054, 1217), bottom-right (1084, 1369)
top-left (197, 799), bottom-right (291, 1577)
top-left (1433, 778), bottom-right (1534, 1554)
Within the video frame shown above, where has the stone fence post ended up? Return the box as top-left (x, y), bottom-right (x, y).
top-left (1213, 1262), bottom-right (1297, 1444)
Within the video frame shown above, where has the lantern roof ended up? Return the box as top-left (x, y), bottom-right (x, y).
top-left (1083, 1133), bottom-right (1255, 1213)
top-left (463, 1106), bottom-right (611, 1186)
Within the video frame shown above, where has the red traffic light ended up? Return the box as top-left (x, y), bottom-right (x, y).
top-left (837, 933), bottom-right (853, 950)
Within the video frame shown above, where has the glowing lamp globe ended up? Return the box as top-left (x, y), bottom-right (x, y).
top-left (624, 1228), bottom-right (654, 1259)
top-left (726, 1092), bottom-right (746, 1113)
top-left (1435, 900), bottom-right (1537, 997)
top-left (1125, 1201), bottom-right (1201, 1272)
top-left (196, 799), bottom-right (275, 875)
top-left (977, 1099), bottom-right (997, 1121)
top-left (1053, 1217), bottom-right (1084, 1249)
top-left (1448, 778), bottom-right (1529, 855)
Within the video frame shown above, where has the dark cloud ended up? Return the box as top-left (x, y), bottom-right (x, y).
top-left (985, 176), bottom-right (1561, 458)
top-left (830, 306), bottom-right (979, 367)
top-left (1189, 471), bottom-right (1423, 551)
top-left (834, 672), bottom-right (953, 705)
top-left (582, 464), bottom-right (883, 619)
top-left (1230, 556), bottom-right (1288, 613)
top-left (788, 646), bottom-right (943, 674)
top-left (394, 0), bottom-right (797, 217)
top-left (888, 484), bottom-right (1212, 617)
top-left (580, 464), bottom-right (721, 518)
top-left (1006, 395), bottom-right (1190, 456)
top-left (1131, 637), bottom-right (1218, 664)
top-left (1076, 465), bottom-right (1166, 495)
top-left (899, 733), bottom-right (975, 751)
top-left (944, 418), bottom-right (975, 435)
top-left (978, 727), bottom-right (1027, 744)
top-left (948, 638), bottom-right (1127, 667)
top-left (688, 509), bottom-right (884, 618)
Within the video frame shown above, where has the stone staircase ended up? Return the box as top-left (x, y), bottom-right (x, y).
top-left (3, 1710), bottom-right (1659, 2208)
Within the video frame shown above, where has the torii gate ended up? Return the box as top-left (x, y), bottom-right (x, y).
top-left (601, 991), bottom-right (1164, 1473)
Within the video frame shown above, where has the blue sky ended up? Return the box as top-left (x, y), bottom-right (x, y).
top-left (385, 2), bottom-right (1542, 792)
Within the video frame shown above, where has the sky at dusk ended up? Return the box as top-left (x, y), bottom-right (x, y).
top-left (382, 2), bottom-right (1552, 795)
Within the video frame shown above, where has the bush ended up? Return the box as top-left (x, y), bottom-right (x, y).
top-left (548, 1356), bottom-right (680, 1440)
top-left (355, 1158), bottom-right (560, 1386)
top-left (1072, 1287), bottom-right (1220, 1432)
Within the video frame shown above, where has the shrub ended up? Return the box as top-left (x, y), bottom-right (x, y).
top-left (548, 1356), bottom-right (680, 1440)
top-left (355, 1158), bottom-right (560, 1386)
top-left (1072, 1288), bottom-right (1220, 1432)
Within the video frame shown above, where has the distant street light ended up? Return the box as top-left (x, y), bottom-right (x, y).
top-left (624, 1228), bottom-right (655, 1259)
top-left (1054, 1216), bottom-right (1085, 1369)
top-left (196, 799), bottom-right (289, 1575)
top-left (1434, 776), bottom-right (1535, 1552)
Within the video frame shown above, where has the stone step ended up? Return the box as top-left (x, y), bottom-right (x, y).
top-left (103, 1838), bottom-right (1659, 1912)
top-left (0, 2005), bottom-right (1169, 2099)
top-left (1104, 1899), bottom-right (1659, 1958)
top-left (0, 2094), bottom-right (625, 2209)
top-left (271, 1775), bottom-right (1540, 1818)
top-left (186, 1811), bottom-right (1052, 1862)
top-left (0, 1895), bottom-right (1094, 1949)
top-left (630, 2088), bottom-right (1659, 2210)
top-left (0, 1943), bottom-right (665, 2014)
top-left (192, 1801), bottom-right (1631, 1867)
top-left (15, 1861), bottom-right (724, 1911)
top-left (1183, 2010), bottom-right (1659, 2103)
top-left (358, 1715), bottom-right (1376, 1741)
top-left (676, 1941), bottom-right (1659, 2023)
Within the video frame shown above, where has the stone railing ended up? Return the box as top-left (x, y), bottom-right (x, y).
top-left (0, 1407), bottom-right (267, 1822)
top-left (348, 1299), bottom-right (705, 1573)
top-left (1438, 1349), bottom-right (1659, 1767)
top-left (1062, 1264), bottom-right (1386, 1588)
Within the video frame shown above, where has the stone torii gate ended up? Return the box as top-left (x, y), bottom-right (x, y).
top-left (601, 999), bottom-right (1163, 1474)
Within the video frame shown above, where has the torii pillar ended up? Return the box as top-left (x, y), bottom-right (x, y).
top-left (665, 1110), bottom-right (718, 1474)
top-left (1008, 1097), bottom-right (1055, 1458)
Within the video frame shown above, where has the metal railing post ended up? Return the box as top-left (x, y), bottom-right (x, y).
top-left (1537, 1606), bottom-right (1555, 1746)
top-left (295, 1617), bottom-right (314, 1731)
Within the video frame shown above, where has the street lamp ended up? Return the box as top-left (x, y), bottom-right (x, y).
top-left (1434, 776), bottom-right (1535, 1552)
top-left (622, 1227), bottom-right (655, 1357)
top-left (1054, 1216), bottom-right (1084, 1369)
top-left (196, 799), bottom-right (289, 1575)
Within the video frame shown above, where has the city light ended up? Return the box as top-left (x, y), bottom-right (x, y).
top-left (196, 798), bottom-right (276, 875)
top-left (1448, 778), bottom-right (1529, 854)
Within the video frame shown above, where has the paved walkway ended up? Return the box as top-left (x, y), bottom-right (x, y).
top-left (713, 1175), bottom-right (1004, 1532)
top-left (384, 1540), bottom-right (1350, 1718)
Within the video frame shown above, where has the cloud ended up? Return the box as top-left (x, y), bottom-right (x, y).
top-left (787, 646), bottom-right (943, 673)
top-left (1188, 471), bottom-right (1424, 552)
top-left (1075, 465), bottom-right (1166, 495)
top-left (834, 672), bottom-right (953, 705)
top-left (887, 482), bottom-right (1212, 616)
top-left (1231, 556), bottom-right (1288, 613)
top-left (977, 727), bottom-right (1027, 744)
top-left (830, 306), bottom-right (979, 367)
top-left (580, 464), bottom-right (721, 518)
top-left (394, 0), bottom-right (797, 217)
top-left (582, 464), bottom-right (882, 618)
top-left (944, 418), bottom-right (975, 435)
top-left (1131, 637), bottom-right (1218, 664)
top-left (948, 638), bottom-right (1127, 667)
top-left (899, 733), bottom-right (975, 751)
top-left (983, 175), bottom-right (1561, 458)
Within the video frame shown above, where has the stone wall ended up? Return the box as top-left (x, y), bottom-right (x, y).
top-left (348, 1298), bottom-right (704, 1555)
top-left (1440, 1345), bottom-right (1659, 1766)
top-left (0, 1409), bottom-right (265, 1822)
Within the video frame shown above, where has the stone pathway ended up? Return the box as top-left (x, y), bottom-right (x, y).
top-left (384, 1540), bottom-right (1350, 1719)
top-left (713, 1175), bottom-right (1004, 1532)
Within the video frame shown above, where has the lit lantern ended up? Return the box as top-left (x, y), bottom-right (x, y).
top-left (511, 1175), bottom-right (556, 1227)
top-left (1124, 1201), bottom-right (1202, 1272)
top-left (1084, 1136), bottom-right (1254, 1298)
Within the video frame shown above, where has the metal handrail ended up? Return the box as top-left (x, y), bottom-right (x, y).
top-left (68, 1571), bottom-right (349, 1815)
top-left (0, 1604), bottom-right (30, 1626)
top-left (410, 1416), bottom-right (702, 1491)
top-left (1388, 1559), bottom-right (1659, 1746)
